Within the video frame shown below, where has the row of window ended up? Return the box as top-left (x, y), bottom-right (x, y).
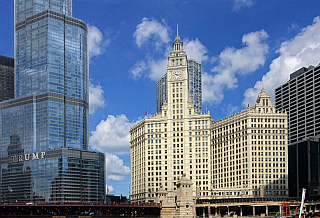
top-left (171, 59), bottom-right (182, 66)
top-left (251, 118), bottom-right (285, 123)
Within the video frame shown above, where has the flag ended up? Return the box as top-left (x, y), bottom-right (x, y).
top-left (145, 109), bottom-right (148, 115)
top-left (84, 187), bottom-right (87, 192)
top-left (24, 193), bottom-right (27, 198)
top-left (8, 186), bottom-right (12, 192)
top-left (149, 189), bottom-right (151, 194)
top-left (207, 105), bottom-right (209, 111)
top-left (59, 187), bottom-right (61, 193)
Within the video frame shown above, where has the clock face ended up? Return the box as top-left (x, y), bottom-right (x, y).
top-left (173, 71), bottom-right (182, 80)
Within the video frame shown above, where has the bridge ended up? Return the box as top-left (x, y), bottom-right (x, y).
top-left (0, 202), bottom-right (161, 217)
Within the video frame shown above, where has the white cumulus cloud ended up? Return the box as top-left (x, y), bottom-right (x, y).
top-left (106, 185), bottom-right (114, 194)
top-left (130, 18), bottom-right (171, 81)
top-left (129, 58), bottom-right (168, 81)
top-left (233, 0), bottom-right (254, 10)
top-left (106, 153), bottom-right (130, 182)
top-left (133, 17), bottom-right (170, 48)
top-left (88, 25), bottom-right (110, 59)
top-left (130, 25), bottom-right (213, 81)
top-left (243, 16), bottom-right (320, 107)
top-left (89, 82), bottom-right (105, 114)
top-left (183, 38), bottom-right (209, 63)
top-left (130, 60), bottom-right (148, 79)
top-left (90, 114), bottom-right (133, 155)
top-left (148, 58), bottom-right (168, 81)
top-left (203, 30), bottom-right (269, 104)
top-left (221, 104), bottom-right (239, 117)
top-left (88, 25), bottom-right (103, 58)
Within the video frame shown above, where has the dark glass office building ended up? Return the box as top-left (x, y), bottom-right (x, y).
top-left (0, 55), bottom-right (14, 102)
top-left (275, 65), bottom-right (320, 197)
top-left (0, 0), bottom-right (105, 202)
top-left (288, 139), bottom-right (320, 197)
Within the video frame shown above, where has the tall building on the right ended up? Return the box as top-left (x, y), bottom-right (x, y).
top-left (275, 64), bottom-right (320, 197)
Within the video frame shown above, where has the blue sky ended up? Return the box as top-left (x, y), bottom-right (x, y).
top-left (1, 0), bottom-right (320, 196)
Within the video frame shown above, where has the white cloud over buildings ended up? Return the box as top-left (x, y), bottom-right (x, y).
top-left (90, 115), bottom-right (132, 182)
top-left (89, 82), bottom-right (105, 114)
top-left (133, 17), bottom-right (170, 48)
top-left (106, 185), bottom-right (114, 194)
top-left (183, 38), bottom-right (210, 63)
top-left (243, 16), bottom-right (320, 107)
top-left (130, 18), bottom-right (212, 81)
top-left (203, 30), bottom-right (269, 103)
top-left (88, 25), bottom-right (104, 59)
top-left (105, 153), bottom-right (130, 182)
top-left (90, 114), bottom-right (133, 155)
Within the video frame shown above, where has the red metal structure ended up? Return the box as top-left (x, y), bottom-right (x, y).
top-left (0, 202), bottom-right (161, 217)
top-left (282, 202), bottom-right (291, 215)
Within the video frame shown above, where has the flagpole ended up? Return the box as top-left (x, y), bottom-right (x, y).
top-left (299, 188), bottom-right (306, 218)
top-left (107, 185), bottom-right (109, 205)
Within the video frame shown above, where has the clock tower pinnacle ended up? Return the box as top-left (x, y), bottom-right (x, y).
top-left (166, 27), bottom-right (189, 120)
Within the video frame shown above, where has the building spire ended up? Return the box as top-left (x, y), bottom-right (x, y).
top-left (261, 82), bottom-right (266, 94)
top-left (177, 24), bottom-right (179, 36)
top-left (173, 24), bottom-right (183, 50)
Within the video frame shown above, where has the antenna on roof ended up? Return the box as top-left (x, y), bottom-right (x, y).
top-left (177, 24), bottom-right (179, 36)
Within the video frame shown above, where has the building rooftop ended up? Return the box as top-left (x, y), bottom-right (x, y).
top-left (0, 55), bottom-right (14, 67)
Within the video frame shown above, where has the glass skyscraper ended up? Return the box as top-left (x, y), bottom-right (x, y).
top-left (0, 0), bottom-right (105, 203)
top-left (187, 59), bottom-right (202, 114)
top-left (0, 55), bottom-right (14, 102)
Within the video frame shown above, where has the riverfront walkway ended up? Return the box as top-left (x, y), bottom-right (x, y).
top-left (195, 197), bottom-right (320, 217)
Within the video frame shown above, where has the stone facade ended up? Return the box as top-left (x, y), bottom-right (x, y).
top-left (130, 32), bottom-right (212, 202)
top-left (156, 175), bottom-right (194, 218)
top-left (130, 31), bottom-right (289, 203)
top-left (211, 88), bottom-right (289, 198)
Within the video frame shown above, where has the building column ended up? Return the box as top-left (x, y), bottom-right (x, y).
top-left (279, 206), bottom-right (282, 216)
top-left (203, 206), bottom-right (206, 218)
top-left (266, 205), bottom-right (268, 216)
top-left (218, 207), bottom-right (220, 215)
top-left (228, 206), bottom-right (230, 217)
top-left (208, 205), bottom-right (211, 217)
top-left (253, 206), bottom-right (255, 216)
top-left (240, 206), bottom-right (243, 217)
top-left (215, 206), bottom-right (218, 216)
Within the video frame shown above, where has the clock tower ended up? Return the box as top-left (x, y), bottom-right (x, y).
top-left (167, 26), bottom-right (189, 119)
top-left (130, 26), bottom-right (213, 204)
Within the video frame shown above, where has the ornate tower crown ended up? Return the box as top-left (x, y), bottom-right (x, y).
top-left (172, 24), bottom-right (183, 51)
